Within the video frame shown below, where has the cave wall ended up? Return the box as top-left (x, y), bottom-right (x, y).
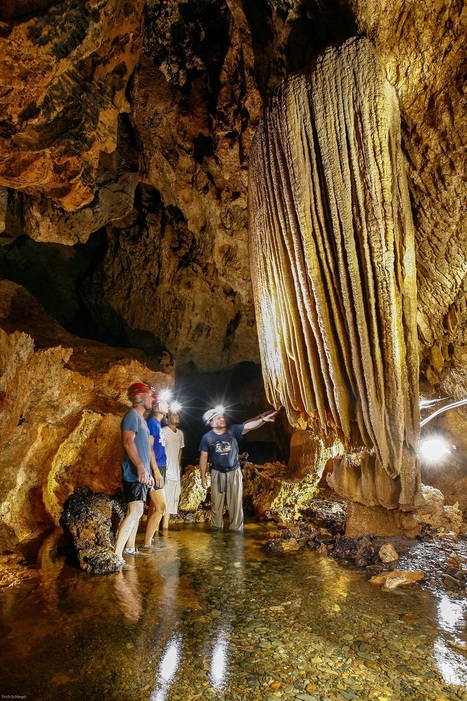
top-left (0, 280), bottom-right (172, 548)
top-left (0, 1), bottom-right (465, 543)
top-left (1, 1), bottom-right (464, 377)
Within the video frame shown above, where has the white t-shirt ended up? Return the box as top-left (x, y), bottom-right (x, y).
top-left (162, 426), bottom-right (185, 480)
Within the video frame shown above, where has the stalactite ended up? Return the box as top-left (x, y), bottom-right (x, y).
top-left (248, 37), bottom-right (420, 510)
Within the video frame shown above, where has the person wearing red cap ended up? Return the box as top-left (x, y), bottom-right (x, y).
top-left (140, 393), bottom-right (169, 550)
top-left (114, 382), bottom-right (155, 567)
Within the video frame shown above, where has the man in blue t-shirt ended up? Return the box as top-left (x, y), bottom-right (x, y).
top-left (199, 407), bottom-right (278, 530)
top-left (114, 382), bottom-right (156, 566)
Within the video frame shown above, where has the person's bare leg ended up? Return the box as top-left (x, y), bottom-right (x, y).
top-left (125, 517), bottom-right (140, 551)
top-left (161, 512), bottom-right (170, 529)
top-left (143, 490), bottom-right (166, 545)
top-left (115, 501), bottom-right (144, 558)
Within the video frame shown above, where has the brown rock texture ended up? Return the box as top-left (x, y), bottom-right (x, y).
top-left (0, 280), bottom-right (172, 549)
top-left (249, 37), bottom-right (421, 510)
top-left (0, 0), bottom-right (145, 211)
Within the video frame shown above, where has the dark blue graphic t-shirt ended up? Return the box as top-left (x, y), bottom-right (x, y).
top-left (199, 424), bottom-right (244, 472)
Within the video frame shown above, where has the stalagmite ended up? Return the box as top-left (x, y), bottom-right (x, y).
top-left (248, 37), bottom-right (421, 513)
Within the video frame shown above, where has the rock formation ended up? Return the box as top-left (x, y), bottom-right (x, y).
top-left (249, 38), bottom-right (421, 524)
top-left (0, 279), bottom-right (172, 551)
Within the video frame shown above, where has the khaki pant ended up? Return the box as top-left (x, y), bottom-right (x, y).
top-left (210, 468), bottom-right (243, 531)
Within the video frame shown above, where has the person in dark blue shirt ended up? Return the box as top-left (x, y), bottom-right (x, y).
top-left (199, 407), bottom-right (278, 530)
top-left (141, 393), bottom-right (169, 549)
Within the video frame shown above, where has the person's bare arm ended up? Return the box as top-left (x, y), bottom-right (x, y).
top-left (200, 451), bottom-right (208, 489)
top-left (149, 435), bottom-right (163, 488)
top-left (242, 409), bottom-right (279, 435)
top-left (122, 430), bottom-right (150, 484)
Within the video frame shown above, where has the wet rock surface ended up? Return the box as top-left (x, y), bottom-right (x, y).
top-left (263, 491), bottom-right (467, 597)
top-left (59, 486), bottom-right (126, 574)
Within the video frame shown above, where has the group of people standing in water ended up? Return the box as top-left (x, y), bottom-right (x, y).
top-left (114, 381), bottom-right (277, 570)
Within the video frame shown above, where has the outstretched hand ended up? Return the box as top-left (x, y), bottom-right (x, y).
top-left (262, 409), bottom-right (279, 423)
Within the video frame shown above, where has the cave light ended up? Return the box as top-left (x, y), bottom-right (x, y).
top-left (417, 397), bottom-right (467, 463)
top-left (158, 389), bottom-right (172, 403)
top-left (418, 436), bottom-right (451, 463)
top-left (170, 401), bottom-right (182, 413)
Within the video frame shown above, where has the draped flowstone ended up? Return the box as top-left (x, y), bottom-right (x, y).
top-left (248, 38), bottom-right (421, 511)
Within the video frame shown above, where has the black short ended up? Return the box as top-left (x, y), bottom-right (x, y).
top-left (151, 465), bottom-right (167, 492)
top-left (123, 479), bottom-right (149, 503)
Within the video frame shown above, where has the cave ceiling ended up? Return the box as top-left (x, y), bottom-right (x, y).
top-left (0, 0), bottom-right (465, 380)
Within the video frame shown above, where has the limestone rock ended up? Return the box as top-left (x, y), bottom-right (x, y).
top-left (179, 464), bottom-right (208, 516)
top-left (264, 537), bottom-right (301, 554)
top-left (345, 501), bottom-right (421, 538)
top-left (0, 0), bottom-right (145, 210)
top-left (0, 279), bottom-right (172, 552)
top-left (242, 462), bottom-right (320, 523)
top-left (60, 487), bottom-right (125, 574)
top-left (369, 569), bottom-right (426, 589)
top-left (414, 484), bottom-right (464, 533)
top-left (332, 535), bottom-right (374, 567)
top-left (378, 543), bottom-right (399, 564)
top-left (249, 37), bottom-right (420, 512)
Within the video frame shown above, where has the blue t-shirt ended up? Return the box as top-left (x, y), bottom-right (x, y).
top-left (147, 416), bottom-right (167, 467)
top-left (198, 424), bottom-right (244, 472)
top-left (121, 409), bottom-right (151, 482)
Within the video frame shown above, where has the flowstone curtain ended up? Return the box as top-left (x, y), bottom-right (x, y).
top-left (248, 38), bottom-right (420, 508)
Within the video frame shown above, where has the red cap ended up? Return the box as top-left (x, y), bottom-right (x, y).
top-left (128, 382), bottom-right (153, 400)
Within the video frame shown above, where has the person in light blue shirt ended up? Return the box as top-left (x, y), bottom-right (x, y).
top-left (114, 382), bottom-right (156, 566)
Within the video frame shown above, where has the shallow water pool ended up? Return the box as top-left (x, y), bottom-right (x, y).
top-left (0, 523), bottom-right (466, 700)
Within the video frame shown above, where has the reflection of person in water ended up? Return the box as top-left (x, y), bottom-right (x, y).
top-left (114, 568), bottom-right (143, 624)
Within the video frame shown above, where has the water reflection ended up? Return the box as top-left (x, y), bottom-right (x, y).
top-left (150, 634), bottom-right (183, 701)
top-left (209, 631), bottom-right (229, 690)
top-left (0, 524), bottom-right (465, 701)
top-left (114, 569), bottom-right (143, 624)
top-left (434, 593), bottom-right (467, 686)
top-left (433, 638), bottom-right (467, 687)
top-left (437, 594), bottom-right (466, 632)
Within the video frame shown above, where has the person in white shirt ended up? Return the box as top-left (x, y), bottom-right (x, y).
top-left (161, 410), bottom-right (185, 529)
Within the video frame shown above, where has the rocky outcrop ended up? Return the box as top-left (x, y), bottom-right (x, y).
top-left (0, 279), bottom-right (172, 552)
top-left (0, 0), bottom-right (145, 211)
top-left (59, 487), bottom-right (125, 574)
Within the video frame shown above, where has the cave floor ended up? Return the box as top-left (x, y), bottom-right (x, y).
top-left (0, 523), bottom-right (466, 701)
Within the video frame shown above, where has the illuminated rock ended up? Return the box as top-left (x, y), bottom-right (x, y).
top-left (249, 37), bottom-right (421, 518)
top-left (0, 280), bottom-right (172, 550)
